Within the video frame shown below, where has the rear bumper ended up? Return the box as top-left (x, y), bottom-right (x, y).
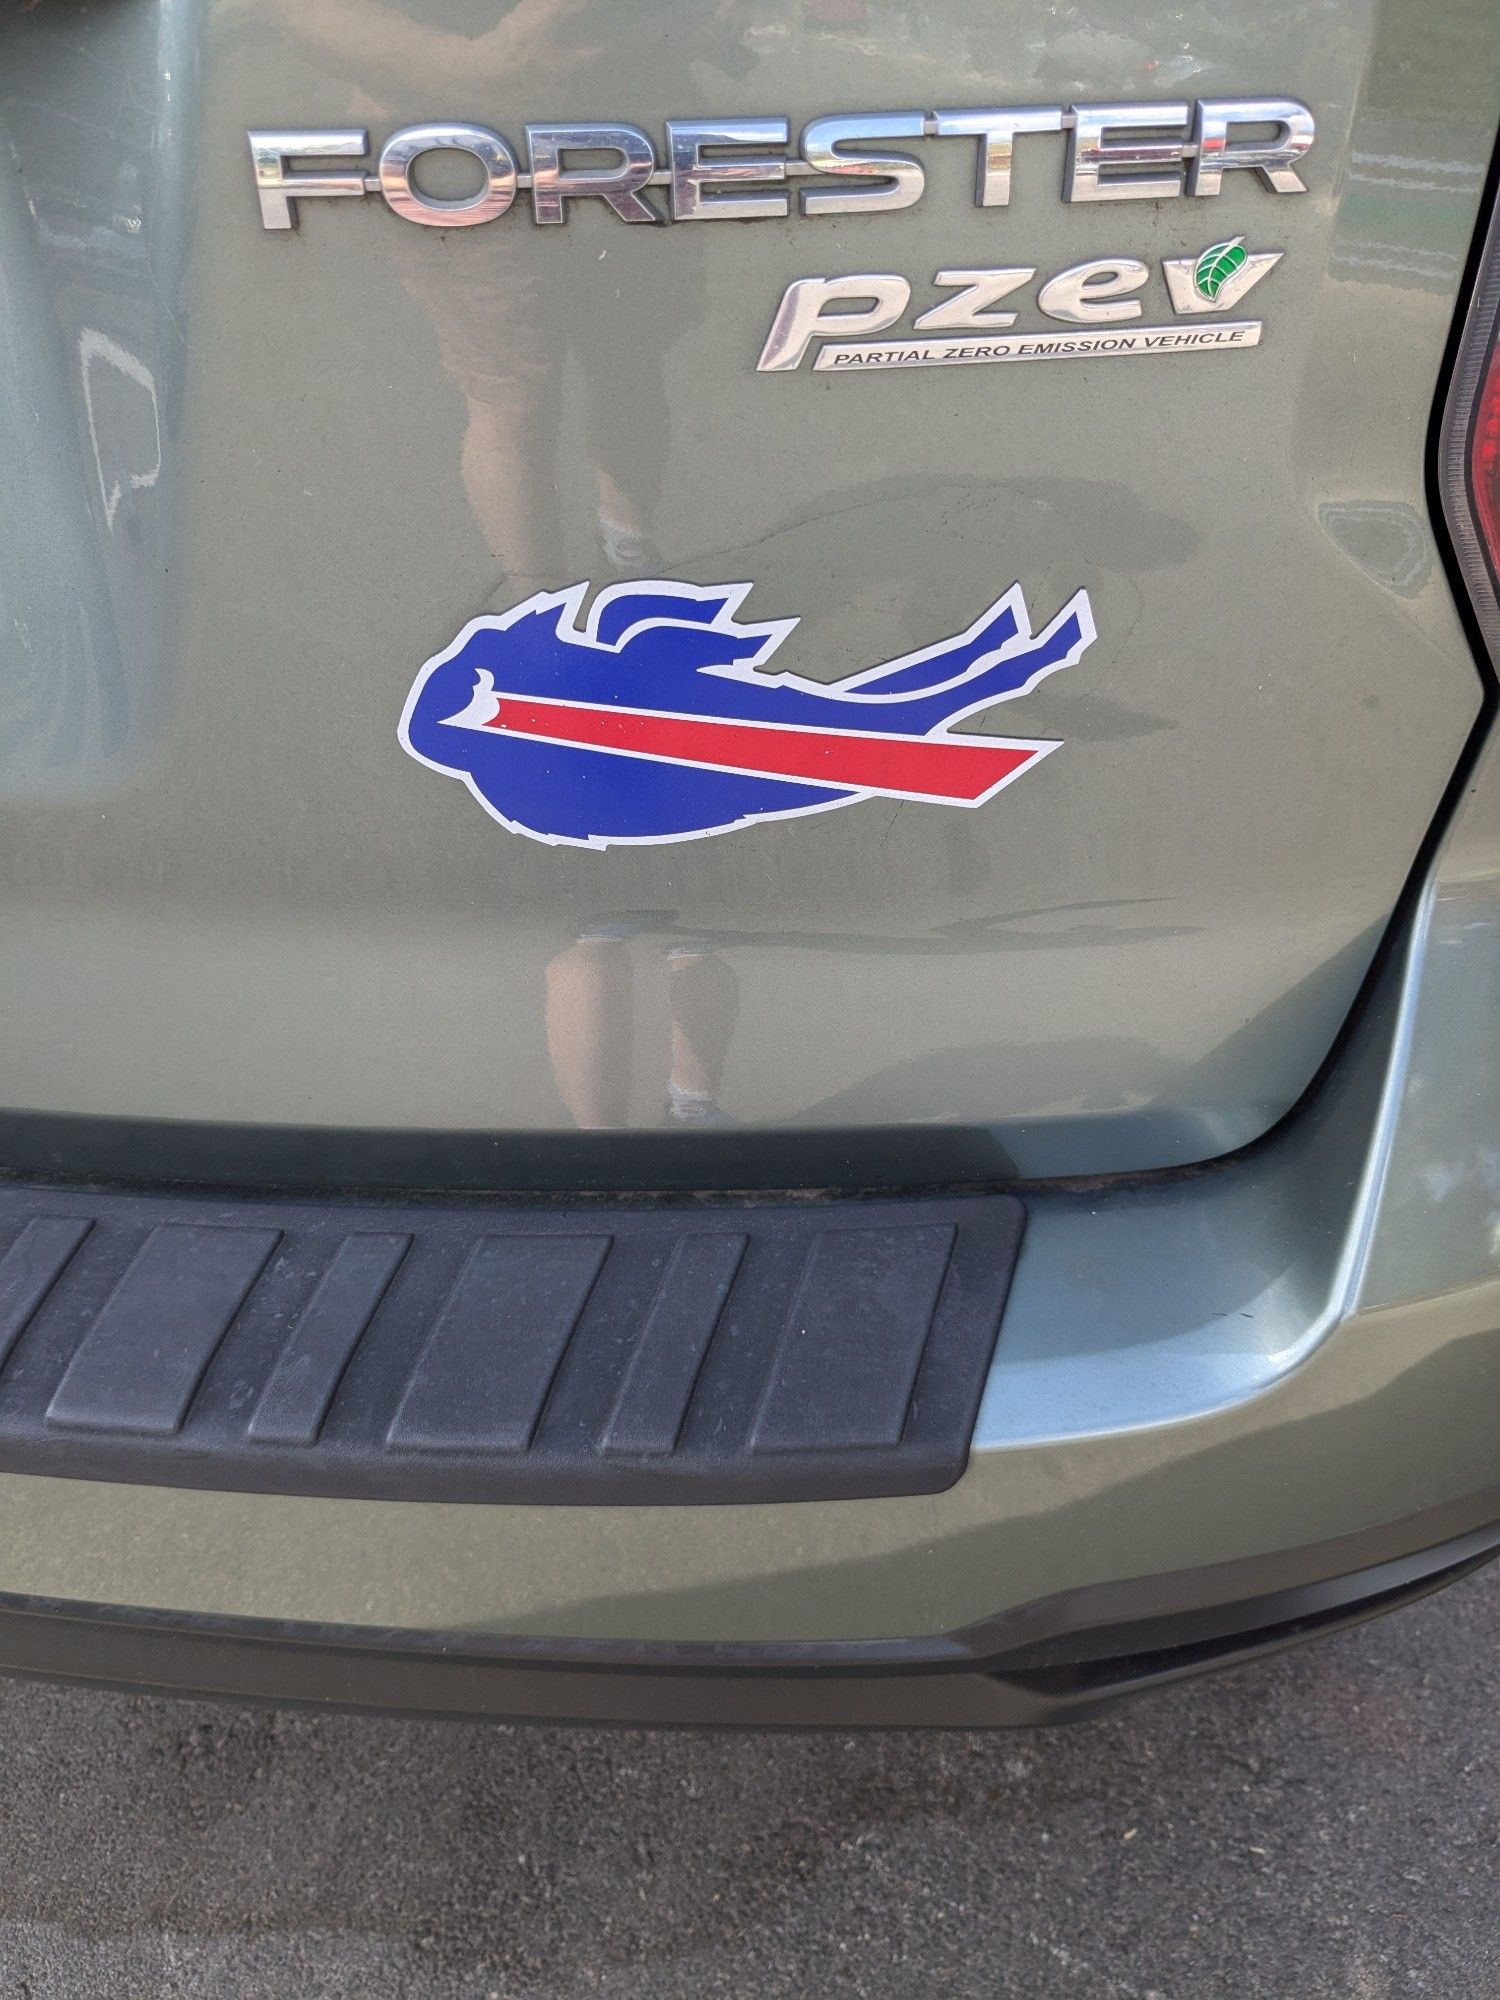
top-left (0, 732), bottom-right (1495, 1723)
top-left (0, 1501), bottom-right (1493, 1726)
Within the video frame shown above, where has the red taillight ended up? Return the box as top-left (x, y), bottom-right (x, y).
top-left (1470, 342), bottom-right (1500, 575)
top-left (1445, 195), bottom-right (1500, 630)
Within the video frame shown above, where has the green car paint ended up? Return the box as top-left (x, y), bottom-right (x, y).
top-left (0, 0), bottom-right (1496, 1704)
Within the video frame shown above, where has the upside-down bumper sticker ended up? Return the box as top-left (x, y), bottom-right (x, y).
top-left (399, 578), bottom-right (1095, 849)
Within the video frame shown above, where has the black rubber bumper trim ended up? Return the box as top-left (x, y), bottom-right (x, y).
top-left (0, 1181), bottom-right (1023, 1505)
top-left (0, 1492), bottom-right (1493, 1727)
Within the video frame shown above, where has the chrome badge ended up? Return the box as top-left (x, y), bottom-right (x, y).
top-left (756, 239), bottom-right (1284, 373)
top-left (249, 99), bottom-right (1313, 231)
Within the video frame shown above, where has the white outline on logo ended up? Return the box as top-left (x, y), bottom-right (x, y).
top-left (397, 578), bottom-right (1095, 850)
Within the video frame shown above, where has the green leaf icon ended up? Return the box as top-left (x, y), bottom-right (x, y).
top-left (1194, 238), bottom-right (1247, 300)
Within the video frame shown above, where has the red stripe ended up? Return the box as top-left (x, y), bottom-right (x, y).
top-left (483, 695), bottom-right (1037, 803)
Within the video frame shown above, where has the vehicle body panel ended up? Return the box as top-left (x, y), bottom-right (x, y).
top-left (1, 0), bottom-right (1498, 1725)
top-left (0, 710), bottom-right (1493, 1654)
top-left (2, 0), bottom-right (1496, 1177)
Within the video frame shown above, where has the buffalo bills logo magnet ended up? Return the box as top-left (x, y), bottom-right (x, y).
top-left (398, 578), bottom-right (1095, 849)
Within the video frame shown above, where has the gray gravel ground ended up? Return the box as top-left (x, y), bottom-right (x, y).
top-left (0, 1565), bottom-right (1494, 1999)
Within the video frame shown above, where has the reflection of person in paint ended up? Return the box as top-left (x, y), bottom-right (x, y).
top-left (244, 0), bottom-right (737, 575)
top-left (545, 926), bottom-right (738, 1130)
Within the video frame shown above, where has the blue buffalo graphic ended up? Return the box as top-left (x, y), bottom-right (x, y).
top-left (399, 578), bottom-right (1096, 848)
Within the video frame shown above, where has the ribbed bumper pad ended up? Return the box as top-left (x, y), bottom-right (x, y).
top-left (0, 1183), bottom-right (1024, 1503)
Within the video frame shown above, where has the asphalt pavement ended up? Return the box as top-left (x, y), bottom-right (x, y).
top-left (0, 1563), bottom-right (1493, 1999)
